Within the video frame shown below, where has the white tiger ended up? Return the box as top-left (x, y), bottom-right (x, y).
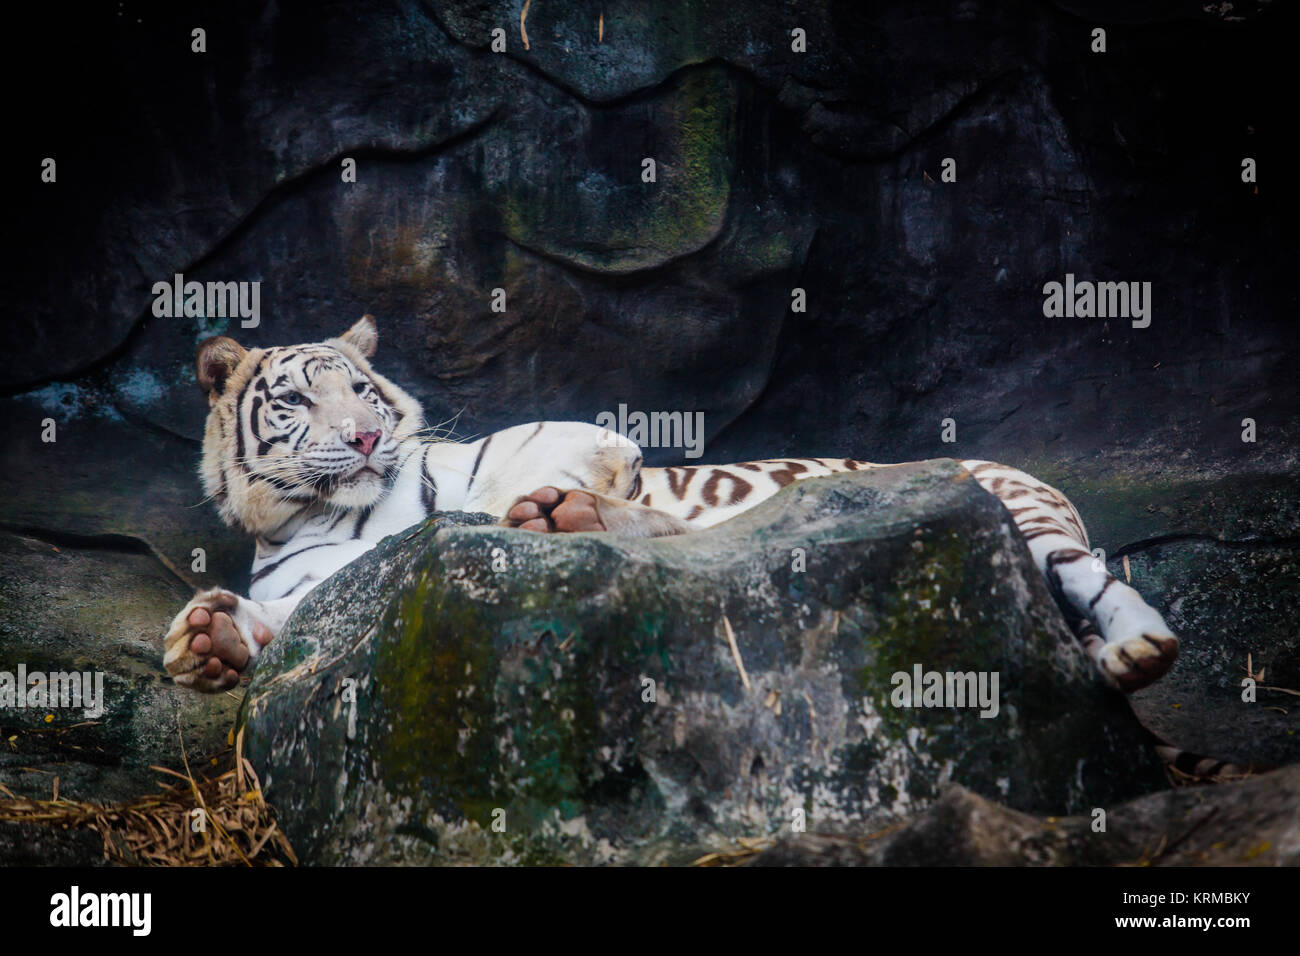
top-left (162, 316), bottom-right (1178, 696)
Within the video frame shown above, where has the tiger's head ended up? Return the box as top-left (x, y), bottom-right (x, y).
top-left (195, 315), bottom-right (424, 535)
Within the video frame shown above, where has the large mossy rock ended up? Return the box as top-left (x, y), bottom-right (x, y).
top-left (242, 462), bottom-right (1165, 865)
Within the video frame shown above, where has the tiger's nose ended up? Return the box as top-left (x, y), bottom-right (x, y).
top-left (349, 430), bottom-right (381, 457)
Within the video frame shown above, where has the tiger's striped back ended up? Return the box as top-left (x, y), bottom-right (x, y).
top-left (637, 457), bottom-right (883, 527)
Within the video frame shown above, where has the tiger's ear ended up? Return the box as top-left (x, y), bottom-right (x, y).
top-left (196, 336), bottom-right (248, 396)
top-left (339, 314), bottom-right (378, 358)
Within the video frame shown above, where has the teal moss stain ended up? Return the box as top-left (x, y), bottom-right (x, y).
top-left (259, 631), bottom-right (321, 675)
top-left (193, 313), bottom-right (230, 342)
top-left (856, 529), bottom-right (988, 730)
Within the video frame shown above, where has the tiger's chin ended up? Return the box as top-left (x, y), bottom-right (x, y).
top-left (326, 468), bottom-right (387, 510)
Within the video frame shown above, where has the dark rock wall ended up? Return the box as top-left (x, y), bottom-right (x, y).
top-left (4, 2), bottom-right (1294, 469)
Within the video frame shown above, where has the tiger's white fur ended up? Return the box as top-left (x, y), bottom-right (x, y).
top-left (162, 316), bottom-right (1178, 696)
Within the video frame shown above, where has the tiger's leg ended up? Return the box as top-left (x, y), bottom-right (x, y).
top-left (504, 487), bottom-right (693, 538)
top-left (961, 461), bottom-right (1178, 691)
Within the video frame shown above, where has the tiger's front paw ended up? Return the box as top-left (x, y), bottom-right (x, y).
top-left (1097, 632), bottom-right (1179, 693)
top-left (162, 589), bottom-right (272, 693)
top-left (503, 487), bottom-right (607, 533)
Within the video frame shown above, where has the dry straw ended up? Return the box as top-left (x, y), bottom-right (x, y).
top-left (0, 721), bottom-right (296, 867)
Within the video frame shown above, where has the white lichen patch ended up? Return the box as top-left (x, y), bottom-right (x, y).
top-left (441, 564), bottom-right (502, 604)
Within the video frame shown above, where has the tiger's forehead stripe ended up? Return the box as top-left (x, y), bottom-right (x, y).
top-left (260, 346), bottom-right (357, 389)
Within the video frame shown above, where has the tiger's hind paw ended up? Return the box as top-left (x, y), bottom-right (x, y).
top-left (1097, 632), bottom-right (1179, 693)
top-left (503, 487), bottom-right (607, 533)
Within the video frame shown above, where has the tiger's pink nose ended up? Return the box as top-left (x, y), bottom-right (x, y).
top-left (349, 430), bottom-right (381, 457)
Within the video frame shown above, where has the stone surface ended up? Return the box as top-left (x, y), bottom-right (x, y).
top-left (0, 822), bottom-right (108, 868)
top-left (748, 762), bottom-right (1300, 866)
top-left (0, 531), bottom-right (240, 816)
top-left (1125, 538), bottom-right (1300, 768)
top-left (241, 464), bottom-right (1166, 865)
top-left (0, 399), bottom-right (251, 592)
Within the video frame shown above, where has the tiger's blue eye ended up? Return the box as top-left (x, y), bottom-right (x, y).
top-left (281, 391), bottom-right (303, 406)
top-left (353, 382), bottom-right (368, 395)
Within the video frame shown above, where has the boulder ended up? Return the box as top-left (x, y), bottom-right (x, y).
top-left (241, 463), bottom-right (1166, 865)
